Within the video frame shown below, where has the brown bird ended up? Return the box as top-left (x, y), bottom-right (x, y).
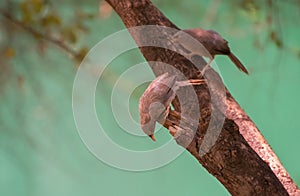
top-left (139, 73), bottom-right (204, 141)
top-left (173, 28), bottom-right (249, 75)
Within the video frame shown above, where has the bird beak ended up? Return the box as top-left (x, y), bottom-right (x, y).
top-left (149, 134), bottom-right (156, 141)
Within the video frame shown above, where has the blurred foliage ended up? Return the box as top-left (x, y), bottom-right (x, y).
top-left (1, 0), bottom-right (299, 67)
top-left (0, 0), bottom-right (97, 64)
top-left (1, 0), bottom-right (299, 68)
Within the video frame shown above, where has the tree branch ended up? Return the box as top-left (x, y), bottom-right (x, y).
top-left (0, 10), bottom-right (79, 59)
top-left (105, 0), bottom-right (299, 195)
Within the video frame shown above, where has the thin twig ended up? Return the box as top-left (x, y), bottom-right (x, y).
top-left (0, 10), bottom-right (79, 58)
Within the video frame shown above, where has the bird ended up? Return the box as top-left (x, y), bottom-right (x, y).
top-left (139, 73), bottom-right (204, 141)
top-left (172, 28), bottom-right (249, 75)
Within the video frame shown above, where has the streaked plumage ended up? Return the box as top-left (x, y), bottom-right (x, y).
top-left (139, 73), bottom-right (204, 141)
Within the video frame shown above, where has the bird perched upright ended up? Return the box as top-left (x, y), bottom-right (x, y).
top-left (173, 28), bottom-right (249, 75)
top-left (139, 73), bottom-right (204, 141)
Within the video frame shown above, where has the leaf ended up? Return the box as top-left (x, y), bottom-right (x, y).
top-left (270, 31), bottom-right (283, 48)
top-left (4, 47), bottom-right (15, 58)
top-left (75, 47), bottom-right (88, 62)
top-left (62, 28), bottom-right (77, 44)
top-left (32, 0), bottom-right (43, 13)
top-left (19, 1), bottom-right (33, 23)
top-left (41, 14), bottom-right (61, 27)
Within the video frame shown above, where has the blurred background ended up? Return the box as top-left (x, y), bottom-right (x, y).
top-left (0, 0), bottom-right (299, 195)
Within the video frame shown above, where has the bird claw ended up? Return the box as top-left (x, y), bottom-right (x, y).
top-left (177, 79), bottom-right (206, 87)
top-left (187, 79), bottom-right (206, 85)
top-left (200, 58), bottom-right (213, 76)
top-left (168, 126), bottom-right (178, 136)
top-left (168, 125), bottom-right (195, 148)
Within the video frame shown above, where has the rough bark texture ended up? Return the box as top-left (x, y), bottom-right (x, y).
top-left (105, 0), bottom-right (300, 195)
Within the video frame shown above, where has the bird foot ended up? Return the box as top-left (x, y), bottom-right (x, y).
top-left (200, 58), bottom-right (213, 77)
top-left (187, 79), bottom-right (206, 85)
top-left (168, 125), bottom-right (195, 147)
top-left (176, 79), bottom-right (206, 87)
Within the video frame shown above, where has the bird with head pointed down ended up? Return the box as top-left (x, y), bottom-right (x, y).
top-left (139, 73), bottom-right (204, 141)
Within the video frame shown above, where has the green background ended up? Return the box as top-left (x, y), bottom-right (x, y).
top-left (1, 0), bottom-right (299, 195)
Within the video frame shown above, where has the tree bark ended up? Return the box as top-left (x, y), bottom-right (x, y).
top-left (105, 0), bottom-right (299, 195)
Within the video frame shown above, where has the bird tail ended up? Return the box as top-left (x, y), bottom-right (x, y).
top-left (228, 52), bottom-right (249, 75)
